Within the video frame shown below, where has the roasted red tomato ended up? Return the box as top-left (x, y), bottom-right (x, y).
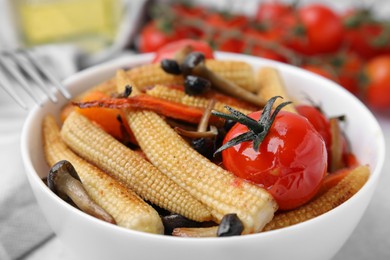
top-left (152, 39), bottom-right (214, 63)
top-left (214, 98), bottom-right (327, 210)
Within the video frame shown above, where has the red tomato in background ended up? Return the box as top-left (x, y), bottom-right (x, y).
top-left (138, 21), bottom-right (183, 53)
top-left (204, 13), bottom-right (248, 53)
top-left (284, 4), bottom-right (344, 55)
top-left (152, 39), bottom-right (214, 63)
top-left (255, 1), bottom-right (292, 23)
top-left (244, 28), bottom-right (288, 63)
top-left (171, 3), bottom-right (207, 18)
top-left (332, 52), bottom-right (364, 95)
top-left (363, 55), bottom-right (390, 109)
top-left (343, 10), bottom-right (390, 60)
top-left (222, 110), bottom-right (327, 210)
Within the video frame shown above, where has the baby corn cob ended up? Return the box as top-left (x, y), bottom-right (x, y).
top-left (263, 165), bottom-right (370, 231)
top-left (256, 67), bottom-right (297, 113)
top-left (125, 63), bottom-right (183, 90)
top-left (204, 60), bottom-right (256, 92)
top-left (125, 61), bottom-right (256, 91)
top-left (146, 84), bottom-right (253, 115)
top-left (61, 111), bottom-right (212, 222)
top-left (42, 115), bottom-right (164, 234)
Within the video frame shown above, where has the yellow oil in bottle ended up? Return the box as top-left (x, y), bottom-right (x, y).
top-left (14, 0), bottom-right (122, 53)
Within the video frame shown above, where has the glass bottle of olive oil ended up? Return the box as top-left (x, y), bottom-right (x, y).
top-left (13, 0), bottom-right (122, 53)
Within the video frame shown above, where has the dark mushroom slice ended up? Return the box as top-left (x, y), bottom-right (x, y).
top-left (329, 116), bottom-right (347, 172)
top-left (217, 213), bottom-right (244, 237)
top-left (184, 75), bottom-right (211, 96)
top-left (162, 214), bottom-right (216, 236)
top-left (171, 213), bottom-right (244, 237)
top-left (161, 59), bottom-right (182, 75)
top-left (47, 160), bottom-right (116, 224)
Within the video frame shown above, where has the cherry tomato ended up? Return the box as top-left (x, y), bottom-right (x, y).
top-left (244, 28), bottom-right (288, 63)
top-left (343, 10), bottom-right (390, 60)
top-left (330, 52), bottom-right (364, 95)
top-left (296, 104), bottom-right (333, 166)
top-left (296, 105), bottom-right (331, 149)
top-left (171, 3), bottom-right (207, 18)
top-left (284, 4), bottom-right (344, 55)
top-left (363, 55), bottom-right (390, 109)
top-left (204, 13), bottom-right (248, 53)
top-left (255, 1), bottom-right (292, 23)
top-left (138, 21), bottom-right (183, 53)
top-left (222, 110), bottom-right (327, 210)
top-left (152, 39), bottom-right (214, 63)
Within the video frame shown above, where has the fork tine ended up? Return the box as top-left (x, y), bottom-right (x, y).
top-left (8, 51), bottom-right (58, 103)
top-left (0, 70), bottom-right (28, 109)
top-left (23, 49), bottom-right (72, 100)
top-left (0, 54), bottom-right (42, 106)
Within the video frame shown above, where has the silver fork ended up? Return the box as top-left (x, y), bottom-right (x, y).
top-left (0, 48), bottom-right (72, 109)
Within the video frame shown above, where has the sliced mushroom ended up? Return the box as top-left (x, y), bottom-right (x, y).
top-left (181, 52), bottom-right (267, 107)
top-left (47, 160), bottom-right (116, 224)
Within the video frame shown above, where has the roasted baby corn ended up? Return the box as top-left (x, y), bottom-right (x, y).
top-left (263, 165), bottom-right (370, 231)
top-left (125, 109), bottom-right (277, 234)
top-left (256, 67), bottom-right (297, 113)
top-left (61, 111), bottom-right (212, 222)
top-left (116, 70), bottom-right (277, 234)
top-left (204, 60), bottom-right (256, 92)
top-left (42, 115), bottom-right (164, 234)
top-left (171, 165), bottom-right (370, 236)
top-left (125, 60), bottom-right (256, 91)
top-left (146, 84), bottom-right (253, 115)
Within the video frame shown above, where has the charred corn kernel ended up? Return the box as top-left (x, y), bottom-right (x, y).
top-left (125, 109), bottom-right (277, 234)
top-left (146, 84), bottom-right (253, 115)
top-left (61, 111), bottom-right (212, 222)
top-left (42, 115), bottom-right (164, 234)
top-left (256, 67), bottom-right (297, 113)
top-left (126, 63), bottom-right (183, 90)
top-left (125, 61), bottom-right (255, 91)
top-left (205, 60), bottom-right (256, 92)
top-left (263, 165), bottom-right (370, 231)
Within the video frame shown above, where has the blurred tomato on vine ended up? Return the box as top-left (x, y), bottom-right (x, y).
top-left (362, 55), bottom-right (390, 109)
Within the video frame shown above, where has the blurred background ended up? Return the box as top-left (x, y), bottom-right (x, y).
top-left (1, 0), bottom-right (389, 111)
top-left (0, 0), bottom-right (389, 260)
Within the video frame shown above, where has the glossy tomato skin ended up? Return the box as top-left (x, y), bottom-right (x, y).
top-left (285, 4), bottom-right (344, 55)
top-left (222, 110), bottom-right (327, 210)
top-left (152, 39), bottom-right (214, 63)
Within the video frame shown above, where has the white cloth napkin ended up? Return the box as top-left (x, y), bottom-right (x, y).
top-left (0, 44), bottom-right (79, 260)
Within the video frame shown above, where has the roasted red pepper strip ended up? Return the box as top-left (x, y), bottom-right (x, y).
top-left (73, 94), bottom-right (223, 126)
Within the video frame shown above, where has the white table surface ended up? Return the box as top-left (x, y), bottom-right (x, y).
top-left (14, 101), bottom-right (390, 260)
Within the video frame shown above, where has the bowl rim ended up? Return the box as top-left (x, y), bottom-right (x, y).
top-left (20, 51), bottom-right (386, 243)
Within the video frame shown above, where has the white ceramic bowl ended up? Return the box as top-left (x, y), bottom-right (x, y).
top-left (21, 53), bottom-right (385, 260)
